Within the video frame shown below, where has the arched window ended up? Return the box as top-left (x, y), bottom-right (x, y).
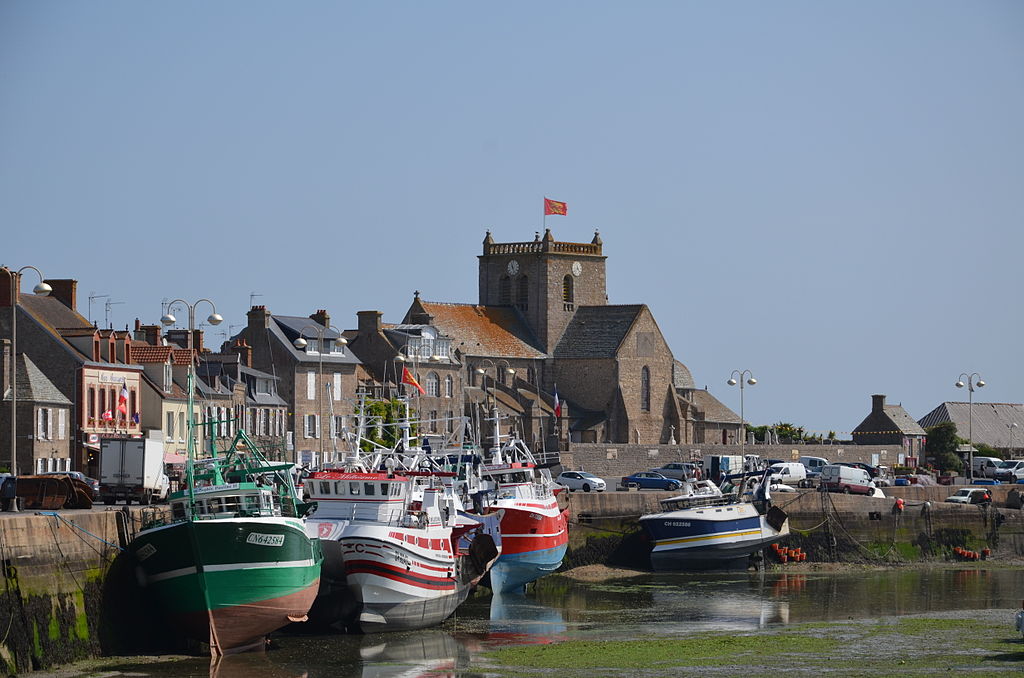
top-left (562, 275), bottom-right (574, 303)
top-left (444, 375), bottom-right (454, 398)
top-left (500, 276), bottom-right (511, 305)
top-left (640, 366), bottom-right (651, 412)
top-left (425, 371), bottom-right (440, 397)
top-left (517, 275), bottom-right (529, 311)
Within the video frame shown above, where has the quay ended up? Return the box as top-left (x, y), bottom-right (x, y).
top-left (3, 486), bottom-right (1022, 674)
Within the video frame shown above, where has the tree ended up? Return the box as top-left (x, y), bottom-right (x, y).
top-left (356, 398), bottom-right (416, 453)
top-left (924, 422), bottom-right (959, 456)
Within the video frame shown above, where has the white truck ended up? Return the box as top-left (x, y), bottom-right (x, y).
top-left (99, 437), bottom-right (169, 505)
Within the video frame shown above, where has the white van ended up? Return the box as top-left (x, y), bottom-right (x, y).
top-left (972, 456), bottom-right (1002, 479)
top-left (820, 464), bottom-right (873, 495)
top-left (799, 456), bottom-right (830, 475)
top-left (768, 462), bottom-right (807, 485)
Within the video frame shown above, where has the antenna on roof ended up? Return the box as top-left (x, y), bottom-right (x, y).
top-left (105, 299), bottom-right (124, 329)
top-left (88, 292), bottom-right (109, 326)
top-left (250, 292), bottom-right (263, 308)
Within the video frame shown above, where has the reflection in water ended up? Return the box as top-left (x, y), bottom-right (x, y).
top-left (101, 568), bottom-right (1024, 677)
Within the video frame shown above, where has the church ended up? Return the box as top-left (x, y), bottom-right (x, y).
top-left (360, 229), bottom-right (741, 447)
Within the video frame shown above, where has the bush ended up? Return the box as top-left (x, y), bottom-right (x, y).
top-left (936, 451), bottom-right (963, 473)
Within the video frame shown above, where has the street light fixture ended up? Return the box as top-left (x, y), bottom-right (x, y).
top-left (3, 265), bottom-right (51, 511)
top-left (955, 372), bottom-right (984, 481)
top-left (160, 298), bottom-right (221, 499)
top-left (293, 325), bottom-right (346, 465)
top-left (727, 369), bottom-right (757, 462)
top-left (1008, 422), bottom-right (1018, 458)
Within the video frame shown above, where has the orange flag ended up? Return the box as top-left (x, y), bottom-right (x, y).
top-left (544, 198), bottom-right (567, 216)
top-left (402, 367), bottom-right (425, 394)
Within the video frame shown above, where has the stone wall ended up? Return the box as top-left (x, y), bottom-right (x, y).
top-left (561, 442), bottom-right (920, 479)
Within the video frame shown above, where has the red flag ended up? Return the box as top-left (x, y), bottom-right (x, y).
top-left (402, 367), bottom-right (425, 395)
top-left (101, 410), bottom-right (113, 421)
top-left (544, 198), bottom-right (567, 216)
top-left (117, 384), bottom-right (129, 415)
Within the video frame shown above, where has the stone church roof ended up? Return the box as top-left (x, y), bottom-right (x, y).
top-left (413, 301), bottom-right (545, 359)
top-left (686, 388), bottom-right (741, 425)
top-left (553, 305), bottom-right (645, 358)
top-left (673, 360), bottom-right (695, 390)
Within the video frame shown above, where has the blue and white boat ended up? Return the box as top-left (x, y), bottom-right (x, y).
top-left (639, 472), bottom-right (789, 570)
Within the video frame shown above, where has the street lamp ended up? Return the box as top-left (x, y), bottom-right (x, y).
top-left (293, 324), bottom-right (346, 464)
top-left (475, 359), bottom-right (515, 439)
top-left (3, 265), bottom-right (51, 511)
top-left (955, 372), bottom-right (985, 481)
top-left (161, 299), bottom-right (222, 492)
top-left (727, 369), bottom-right (757, 462)
top-left (1008, 422), bottom-right (1018, 458)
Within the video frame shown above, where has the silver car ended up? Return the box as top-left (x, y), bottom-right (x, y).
top-left (556, 471), bottom-right (607, 492)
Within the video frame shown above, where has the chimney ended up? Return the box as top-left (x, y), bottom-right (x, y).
top-left (134, 324), bottom-right (162, 346)
top-left (44, 279), bottom-right (78, 310)
top-left (232, 339), bottom-right (253, 368)
top-left (310, 309), bottom-right (330, 328)
top-left (247, 305), bottom-right (271, 332)
top-left (872, 394), bottom-right (886, 413)
top-left (0, 268), bottom-right (14, 308)
top-left (164, 328), bottom-right (204, 353)
top-left (358, 310), bottom-right (383, 336)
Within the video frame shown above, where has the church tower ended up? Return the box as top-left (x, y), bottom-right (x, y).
top-left (478, 229), bottom-right (607, 353)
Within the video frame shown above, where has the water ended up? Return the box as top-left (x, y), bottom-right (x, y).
top-left (89, 568), bottom-right (1024, 677)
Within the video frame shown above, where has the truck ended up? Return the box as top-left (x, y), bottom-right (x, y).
top-left (99, 437), bottom-right (169, 505)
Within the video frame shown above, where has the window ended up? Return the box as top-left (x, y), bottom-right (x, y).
top-left (307, 371), bottom-right (316, 401)
top-left (429, 410), bottom-right (438, 432)
top-left (304, 414), bottom-right (319, 438)
top-left (446, 410), bottom-right (454, 433)
top-left (500, 276), bottom-right (511, 305)
top-left (641, 366), bottom-right (651, 412)
top-left (99, 389), bottom-right (107, 419)
top-left (129, 389), bottom-right (137, 426)
top-left (425, 372), bottom-right (440, 397)
top-left (167, 412), bottom-right (175, 439)
top-left (37, 408), bottom-right (51, 440)
top-left (178, 412), bottom-right (185, 441)
top-left (517, 275), bottom-right (529, 311)
top-left (88, 387), bottom-right (96, 420)
top-left (333, 373), bottom-right (342, 401)
top-left (246, 408), bottom-right (254, 433)
top-left (562, 275), bottom-right (574, 303)
top-left (444, 375), bottom-right (453, 398)
top-left (333, 415), bottom-right (345, 439)
top-left (58, 409), bottom-right (66, 440)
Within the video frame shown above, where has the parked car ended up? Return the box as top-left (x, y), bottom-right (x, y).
top-left (972, 456), bottom-right (1003, 479)
top-left (799, 456), bottom-right (830, 475)
top-left (837, 462), bottom-right (881, 478)
top-left (649, 462), bottom-right (699, 480)
top-left (768, 462), bottom-right (807, 485)
top-left (945, 488), bottom-right (992, 505)
top-left (39, 471), bottom-right (100, 500)
top-left (620, 471), bottom-right (683, 491)
top-left (994, 460), bottom-right (1024, 482)
top-left (555, 471), bottom-right (606, 493)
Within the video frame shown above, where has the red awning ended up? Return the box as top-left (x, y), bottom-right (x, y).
top-left (164, 452), bottom-right (187, 464)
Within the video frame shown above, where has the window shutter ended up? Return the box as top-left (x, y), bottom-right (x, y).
top-left (58, 409), bottom-right (66, 440)
top-left (307, 371), bottom-right (316, 401)
top-left (37, 408), bottom-right (44, 439)
top-left (303, 415), bottom-right (311, 438)
top-left (315, 415), bottom-right (321, 439)
top-left (333, 373), bottom-right (342, 400)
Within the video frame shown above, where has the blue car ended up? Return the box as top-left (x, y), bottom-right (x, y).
top-left (621, 471), bottom-right (683, 491)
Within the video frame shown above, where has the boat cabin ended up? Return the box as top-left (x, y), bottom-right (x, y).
top-left (169, 483), bottom-right (284, 521)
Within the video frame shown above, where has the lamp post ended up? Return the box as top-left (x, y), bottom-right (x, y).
top-left (1008, 422), bottom-right (1018, 458)
top-left (475, 359), bottom-right (515, 441)
top-left (293, 324), bottom-right (347, 465)
top-left (161, 299), bottom-right (222, 491)
top-left (3, 266), bottom-right (51, 511)
top-left (955, 372), bottom-right (985, 481)
top-left (727, 369), bottom-right (757, 462)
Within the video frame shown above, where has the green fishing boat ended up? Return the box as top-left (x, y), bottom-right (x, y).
top-left (130, 370), bottom-right (322, 655)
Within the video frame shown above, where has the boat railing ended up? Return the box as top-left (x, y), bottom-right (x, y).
top-left (659, 493), bottom-right (735, 511)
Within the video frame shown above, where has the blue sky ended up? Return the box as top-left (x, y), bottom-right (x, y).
top-left (2, 2), bottom-right (1022, 436)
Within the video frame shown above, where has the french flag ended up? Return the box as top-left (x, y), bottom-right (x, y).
top-left (117, 384), bottom-right (129, 415)
top-left (553, 386), bottom-right (562, 418)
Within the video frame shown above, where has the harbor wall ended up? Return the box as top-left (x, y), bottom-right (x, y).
top-left (0, 509), bottom-right (139, 676)
top-left (562, 487), bottom-right (1024, 570)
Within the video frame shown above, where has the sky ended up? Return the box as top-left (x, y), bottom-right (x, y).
top-left (2, 2), bottom-right (1022, 437)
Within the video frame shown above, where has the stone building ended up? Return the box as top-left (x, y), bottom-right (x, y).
top-left (237, 307), bottom-right (364, 467)
top-left (386, 229), bottom-right (739, 447)
top-left (851, 394), bottom-right (927, 458)
top-left (1, 341), bottom-right (73, 474)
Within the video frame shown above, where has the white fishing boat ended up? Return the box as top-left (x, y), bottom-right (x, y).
top-left (639, 470), bottom-right (789, 570)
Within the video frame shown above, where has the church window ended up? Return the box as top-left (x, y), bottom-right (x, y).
top-left (641, 366), bottom-right (651, 412)
top-left (562, 275), bottom-right (574, 303)
top-left (517, 275), bottom-right (529, 311)
top-left (500, 276), bottom-right (511, 305)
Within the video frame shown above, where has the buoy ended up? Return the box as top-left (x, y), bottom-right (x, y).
top-left (780, 554), bottom-right (788, 563)
top-left (895, 498), bottom-right (905, 512)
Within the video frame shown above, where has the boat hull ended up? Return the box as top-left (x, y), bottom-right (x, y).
top-left (486, 502), bottom-right (569, 593)
top-left (641, 502), bottom-right (789, 570)
top-left (131, 517), bottom-right (322, 653)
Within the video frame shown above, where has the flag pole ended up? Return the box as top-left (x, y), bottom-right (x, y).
top-left (543, 196), bottom-right (547, 232)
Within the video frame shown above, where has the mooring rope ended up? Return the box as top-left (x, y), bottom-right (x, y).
top-left (37, 512), bottom-right (125, 553)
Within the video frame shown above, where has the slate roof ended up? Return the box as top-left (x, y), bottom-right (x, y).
top-left (20, 295), bottom-right (92, 333)
top-left (918, 402), bottom-right (1024, 448)
top-left (3, 354), bottom-right (72, 405)
top-left (673, 360), bottom-right (695, 390)
top-left (687, 388), bottom-right (741, 425)
top-left (274, 315), bottom-right (342, 340)
top-left (853, 403), bottom-right (926, 436)
top-left (415, 302), bottom-right (545, 359)
top-left (553, 305), bottom-right (645, 358)
top-left (266, 315), bottom-right (362, 365)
